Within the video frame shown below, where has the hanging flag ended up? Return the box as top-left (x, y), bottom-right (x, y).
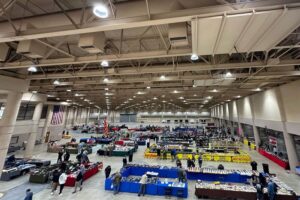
top-left (51, 105), bottom-right (64, 125)
top-left (104, 118), bottom-right (109, 136)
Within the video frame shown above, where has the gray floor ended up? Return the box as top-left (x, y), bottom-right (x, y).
top-left (1, 132), bottom-right (300, 200)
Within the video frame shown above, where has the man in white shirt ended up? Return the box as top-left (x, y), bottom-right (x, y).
top-left (138, 173), bottom-right (148, 196)
top-left (58, 172), bottom-right (67, 196)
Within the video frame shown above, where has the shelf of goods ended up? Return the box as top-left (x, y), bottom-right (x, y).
top-left (186, 168), bottom-right (252, 183)
top-left (47, 142), bottom-right (92, 154)
top-left (195, 180), bottom-right (297, 200)
top-left (144, 148), bottom-right (193, 160)
top-left (258, 148), bottom-right (289, 169)
top-left (104, 165), bottom-right (188, 198)
top-left (243, 139), bottom-right (256, 150)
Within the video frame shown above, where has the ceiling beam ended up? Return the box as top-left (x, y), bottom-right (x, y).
top-left (0, 0), bottom-right (298, 43)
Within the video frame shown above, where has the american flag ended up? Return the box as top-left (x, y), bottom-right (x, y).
top-left (104, 118), bottom-right (109, 136)
top-left (51, 105), bottom-right (64, 125)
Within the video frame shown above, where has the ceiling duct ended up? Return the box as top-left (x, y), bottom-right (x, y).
top-left (17, 40), bottom-right (47, 58)
top-left (168, 22), bottom-right (188, 47)
top-left (78, 32), bottom-right (106, 54)
top-left (194, 78), bottom-right (236, 86)
top-left (0, 43), bottom-right (9, 61)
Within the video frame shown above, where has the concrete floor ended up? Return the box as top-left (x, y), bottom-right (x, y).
top-left (1, 132), bottom-right (300, 200)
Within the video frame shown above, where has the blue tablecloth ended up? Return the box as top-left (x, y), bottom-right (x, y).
top-left (156, 181), bottom-right (188, 198)
top-left (104, 178), bottom-right (187, 197)
top-left (186, 171), bottom-right (251, 183)
top-left (121, 166), bottom-right (178, 178)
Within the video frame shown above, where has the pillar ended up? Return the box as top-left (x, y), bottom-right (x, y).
top-left (236, 101), bottom-right (244, 137)
top-left (24, 102), bottom-right (43, 158)
top-left (86, 108), bottom-right (90, 125)
top-left (63, 106), bottom-right (69, 129)
top-left (72, 107), bottom-right (78, 126)
top-left (249, 97), bottom-right (261, 148)
top-left (0, 92), bottom-right (23, 175)
top-left (275, 88), bottom-right (299, 172)
top-left (41, 105), bottom-right (53, 143)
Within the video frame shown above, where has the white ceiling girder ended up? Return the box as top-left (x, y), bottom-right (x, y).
top-left (0, 0), bottom-right (299, 43)
top-left (2, 48), bottom-right (191, 69)
top-left (27, 59), bottom-right (300, 80)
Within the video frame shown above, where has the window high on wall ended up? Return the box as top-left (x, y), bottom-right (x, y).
top-left (17, 103), bottom-right (36, 120)
top-left (0, 102), bottom-right (5, 119)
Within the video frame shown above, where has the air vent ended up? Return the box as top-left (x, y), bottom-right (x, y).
top-left (168, 22), bottom-right (188, 47)
top-left (78, 32), bottom-right (106, 54)
top-left (17, 40), bottom-right (47, 58)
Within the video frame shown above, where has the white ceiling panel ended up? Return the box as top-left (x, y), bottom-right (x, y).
top-left (236, 10), bottom-right (282, 53)
top-left (254, 9), bottom-right (300, 51)
top-left (195, 16), bottom-right (222, 55)
top-left (215, 13), bottom-right (251, 54)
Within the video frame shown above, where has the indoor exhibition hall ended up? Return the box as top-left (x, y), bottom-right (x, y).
top-left (0, 0), bottom-right (300, 200)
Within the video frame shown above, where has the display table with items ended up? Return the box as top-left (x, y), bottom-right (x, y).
top-left (97, 145), bottom-right (135, 157)
top-left (47, 142), bottom-right (92, 154)
top-left (65, 162), bottom-right (103, 186)
top-left (1, 156), bottom-right (50, 181)
top-left (29, 163), bottom-right (60, 183)
top-left (243, 138), bottom-right (256, 150)
top-left (202, 150), bottom-right (251, 163)
top-left (258, 148), bottom-right (289, 169)
top-left (195, 178), bottom-right (297, 200)
top-left (105, 164), bottom-right (188, 198)
top-left (79, 137), bottom-right (114, 144)
top-left (186, 168), bottom-right (252, 183)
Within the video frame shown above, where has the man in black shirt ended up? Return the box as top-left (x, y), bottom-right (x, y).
top-left (73, 170), bottom-right (83, 193)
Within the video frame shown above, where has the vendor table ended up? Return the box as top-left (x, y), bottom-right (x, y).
top-left (187, 171), bottom-right (250, 183)
top-left (1, 164), bottom-right (36, 181)
top-left (258, 148), bottom-right (289, 169)
top-left (195, 188), bottom-right (297, 200)
top-left (80, 138), bottom-right (113, 144)
top-left (104, 178), bottom-right (188, 198)
top-left (65, 163), bottom-right (103, 187)
top-left (121, 166), bottom-right (178, 178)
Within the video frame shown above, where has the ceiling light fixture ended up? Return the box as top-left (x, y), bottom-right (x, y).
top-left (53, 80), bottom-right (60, 85)
top-left (146, 86), bottom-right (151, 89)
top-left (28, 66), bottom-right (37, 72)
top-left (101, 60), bottom-right (109, 67)
top-left (160, 75), bottom-right (166, 80)
top-left (66, 89), bottom-right (72, 92)
top-left (32, 91), bottom-right (37, 94)
top-left (190, 54), bottom-right (199, 61)
top-left (225, 71), bottom-right (232, 77)
top-left (105, 88), bottom-right (109, 91)
top-left (103, 78), bottom-right (109, 82)
top-left (236, 95), bottom-right (241, 98)
top-left (212, 89), bottom-right (217, 92)
top-left (93, 4), bottom-right (109, 18)
top-left (255, 87), bottom-right (261, 91)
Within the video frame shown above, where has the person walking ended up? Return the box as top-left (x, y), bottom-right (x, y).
top-left (122, 157), bottom-right (127, 167)
top-left (51, 170), bottom-right (60, 195)
top-left (73, 170), bottom-right (83, 193)
top-left (138, 173), bottom-right (148, 196)
top-left (112, 172), bottom-right (122, 195)
top-left (256, 182), bottom-right (263, 200)
top-left (57, 149), bottom-right (64, 163)
top-left (24, 189), bottom-right (33, 200)
top-left (198, 154), bottom-right (203, 168)
top-left (58, 171), bottom-right (67, 196)
top-left (176, 157), bottom-right (182, 168)
top-left (178, 168), bottom-right (186, 183)
top-left (64, 150), bottom-right (70, 162)
top-left (157, 147), bottom-right (161, 159)
top-left (128, 151), bottom-right (133, 162)
top-left (105, 165), bottom-right (112, 179)
top-left (267, 179), bottom-right (277, 200)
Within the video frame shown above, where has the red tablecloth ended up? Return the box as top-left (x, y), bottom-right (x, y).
top-left (258, 148), bottom-right (289, 169)
top-left (115, 140), bottom-right (124, 146)
top-left (65, 163), bottom-right (103, 187)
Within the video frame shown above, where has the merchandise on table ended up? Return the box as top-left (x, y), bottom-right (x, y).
top-left (195, 181), bottom-right (297, 200)
top-left (1, 164), bottom-right (36, 181)
top-left (29, 164), bottom-right (60, 183)
top-left (258, 148), bottom-right (289, 169)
